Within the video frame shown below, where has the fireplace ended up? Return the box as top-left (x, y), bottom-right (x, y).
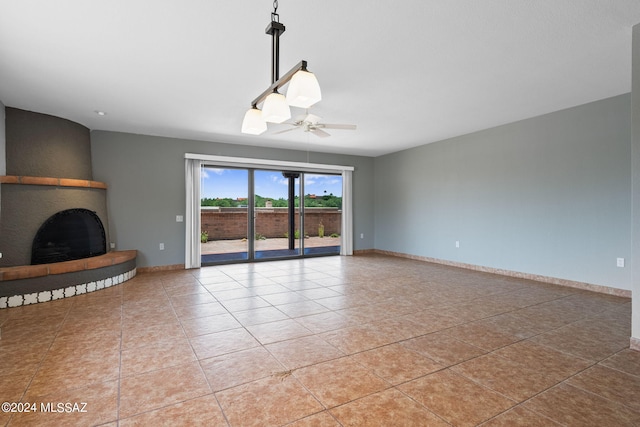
top-left (0, 107), bottom-right (137, 309)
top-left (31, 208), bottom-right (107, 265)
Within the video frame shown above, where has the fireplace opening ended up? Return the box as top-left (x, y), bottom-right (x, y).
top-left (31, 208), bottom-right (107, 265)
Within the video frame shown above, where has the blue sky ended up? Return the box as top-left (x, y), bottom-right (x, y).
top-left (201, 168), bottom-right (342, 199)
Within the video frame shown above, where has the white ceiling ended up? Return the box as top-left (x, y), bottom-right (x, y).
top-left (1, 1), bottom-right (639, 157)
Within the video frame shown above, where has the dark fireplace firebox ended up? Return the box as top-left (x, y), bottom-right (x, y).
top-left (31, 208), bottom-right (107, 265)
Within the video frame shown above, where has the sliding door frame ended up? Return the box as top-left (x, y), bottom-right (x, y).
top-left (185, 153), bottom-right (354, 268)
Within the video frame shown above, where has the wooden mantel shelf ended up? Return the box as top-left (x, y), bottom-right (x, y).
top-left (0, 175), bottom-right (107, 189)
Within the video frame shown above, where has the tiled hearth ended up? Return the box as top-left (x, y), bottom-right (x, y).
top-left (0, 254), bottom-right (637, 426)
top-left (0, 251), bottom-right (137, 309)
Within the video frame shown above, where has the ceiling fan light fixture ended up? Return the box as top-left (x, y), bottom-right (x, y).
top-left (262, 92), bottom-right (291, 123)
top-left (241, 107), bottom-right (267, 135)
top-left (241, 1), bottom-right (325, 135)
top-left (286, 70), bottom-right (321, 108)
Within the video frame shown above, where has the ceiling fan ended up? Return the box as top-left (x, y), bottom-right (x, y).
top-left (273, 113), bottom-right (356, 138)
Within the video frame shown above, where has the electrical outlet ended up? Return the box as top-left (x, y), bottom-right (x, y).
top-left (110, 242), bottom-right (115, 249)
top-left (617, 258), bottom-right (625, 268)
top-left (360, 233), bottom-right (364, 239)
top-left (176, 215), bottom-right (184, 222)
top-left (159, 243), bottom-right (165, 250)
top-left (455, 241), bottom-right (460, 248)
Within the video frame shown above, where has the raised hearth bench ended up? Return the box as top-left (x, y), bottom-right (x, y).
top-left (0, 250), bottom-right (137, 308)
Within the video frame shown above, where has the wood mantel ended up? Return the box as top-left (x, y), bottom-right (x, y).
top-left (0, 175), bottom-right (107, 189)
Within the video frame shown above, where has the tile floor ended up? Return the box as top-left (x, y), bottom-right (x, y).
top-left (1, 254), bottom-right (638, 426)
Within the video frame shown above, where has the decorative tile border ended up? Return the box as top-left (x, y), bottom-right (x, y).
top-left (0, 268), bottom-right (136, 309)
top-left (372, 249), bottom-right (631, 298)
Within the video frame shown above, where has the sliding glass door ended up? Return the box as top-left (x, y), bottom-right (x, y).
top-left (200, 167), bottom-right (249, 263)
top-left (302, 173), bottom-right (342, 256)
top-left (199, 166), bottom-right (342, 265)
top-left (254, 170), bottom-right (301, 259)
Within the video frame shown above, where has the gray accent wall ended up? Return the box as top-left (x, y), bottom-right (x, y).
top-left (90, 132), bottom-right (375, 268)
top-left (0, 101), bottom-right (5, 175)
top-left (375, 94), bottom-right (632, 290)
top-left (6, 108), bottom-right (92, 180)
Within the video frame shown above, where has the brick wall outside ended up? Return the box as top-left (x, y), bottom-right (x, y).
top-left (201, 207), bottom-right (341, 240)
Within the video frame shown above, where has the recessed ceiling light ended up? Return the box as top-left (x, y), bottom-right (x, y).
top-left (94, 110), bottom-right (107, 116)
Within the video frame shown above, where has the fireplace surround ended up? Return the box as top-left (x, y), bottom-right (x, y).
top-left (0, 107), bottom-right (137, 308)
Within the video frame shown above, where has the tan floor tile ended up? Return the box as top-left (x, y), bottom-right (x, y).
top-left (121, 337), bottom-right (196, 377)
top-left (522, 383), bottom-right (640, 426)
top-left (220, 296), bottom-right (270, 312)
top-left (452, 353), bottom-right (561, 401)
top-left (211, 287), bottom-right (259, 301)
top-left (400, 309), bottom-right (462, 333)
top-left (27, 343), bottom-right (120, 396)
top-left (293, 356), bottom-right (390, 408)
top-left (121, 322), bottom-right (187, 349)
top-left (398, 370), bottom-right (515, 427)
top-left (119, 394), bottom-right (228, 426)
top-left (266, 335), bottom-right (344, 369)
top-left (0, 372), bottom-right (33, 403)
top-left (493, 340), bottom-right (592, 377)
top-left (276, 300), bottom-right (330, 318)
top-left (260, 291), bottom-right (309, 305)
top-left (600, 349), bottom-right (640, 377)
top-left (566, 365), bottom-right (640, 411)
top-left (246, 318), bottom-right (313, 344)
top-left (509, 304), bottom-right (581, 332)
top-left (169, 292), bottom-right (218, 307)
top-left (479, 313), bottom-right (547, 339)
top-left (0, 339), bottom-right (52, 377)
top-left (233, 306), bottom-right (289, 326)
top-left (370, 316), bottom-right (436, 341)
top-left (320, 325), bottom-right (394, 354)
top-left (15, 380), bottom-right (118, 427)
top-left (285, 411), bottom-right (341, 426)
top-left (200, 346), bottom-right (284, 391)
top-left (216, 375), bottom-right (323, 426)
top-left (180, 312), bottom-right (241, 337)
top-left (189, 328), bottom-right (260, 359)
top-left (296, 287), bottom-right (343, 300)
top-left (336, 305), bottom-right (394, 323)
top-left (251, 284), bottom-right (293, 295)
top-left (162, 282), bottom-right (209, 296)
top-left (1, 254), bottom-right (634, 426)
top-left (532, 323), bottom-right (629, 361)
top-left (172, 301), bottom-right (228, 320)
top-left (295, 311), bottom-right (359, 334)
top-left (480, 406), bottom-right (562, 426)
top-left (315, 295), bottom-right (355, 311)
top-left (402, 332), bottom-right (486, 367)
top-left (444, 321), bottom-right (520, 351)
top-left (330, 388), bottom-right (449, 426)
top-left (119, 361), bottom-right (211, 418)
top-left (351, 343), bottom-right (442, 385)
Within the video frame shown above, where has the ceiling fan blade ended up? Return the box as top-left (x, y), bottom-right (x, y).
top-left (319, 124), bottom-right (357, 130)
top-left (273, 127), bottom-right (299, 135)
top-left (311, 128), bottom-right (331, 138)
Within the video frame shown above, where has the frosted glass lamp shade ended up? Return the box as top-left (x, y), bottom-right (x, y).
top-left (241, 108), bottom-right (267, 135)
top-left (286, 70), bottom-right (321, 108)
top-left (262, 92), bottom-right (291, 123)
